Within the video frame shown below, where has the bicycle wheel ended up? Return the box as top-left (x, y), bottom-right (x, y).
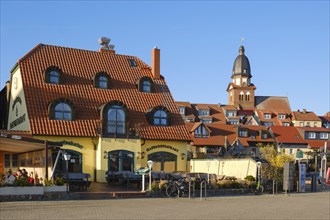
top-left (254, 185), bottom-right (264, 195)
top-left (160, 183), bottom-right (168, 198)
top-left (166, 183), bottom-right (179, 198)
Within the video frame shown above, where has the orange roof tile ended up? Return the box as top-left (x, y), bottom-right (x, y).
top-left (17, 44), bottom-right (191, 141)
top-left (270, 126), bottom-right (307, 144)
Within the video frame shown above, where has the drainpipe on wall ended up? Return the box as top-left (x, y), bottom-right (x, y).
top-left (44, 141), bottom-right (48, 179)
top-left (92, 137), bottom-right (97, 182)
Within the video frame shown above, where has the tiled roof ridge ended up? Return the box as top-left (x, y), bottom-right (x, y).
top-left (256, 95), bottom-right (289, 99)
top-left (19, 43), bottom-right (152, 69)
top-left (18, 43), bottom-right (44, 64)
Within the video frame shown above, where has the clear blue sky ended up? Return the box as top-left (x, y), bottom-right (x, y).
top-left (1, 1), bottom-right (329, 115)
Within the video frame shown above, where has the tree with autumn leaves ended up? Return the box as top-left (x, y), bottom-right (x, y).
top-left (257, 143), bottom-right (294, 183)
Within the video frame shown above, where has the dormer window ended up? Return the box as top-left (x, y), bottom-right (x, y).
top-left (263, 122), bottom-right (273, 127)
top-left (93, 72), bottom-right (110, 89)
top-left (278, 114), bottom-right (285, 120)
top-left (146, 106), bottom-right (170, 126)
top-left (262, 133), bottom-right (268, 139)
top-left (99, 76), bottom-right (108, 89)
top-left (178, 107), bottom-right (185, 115)
top-left (107, 105), bottom-right (126, 134)
top-left (201, 118), bottom-right (212, 123)
top-left (137, 76), bottom-right (154, 93)
top-left (142, 80), bottom-right (151, 93)
top-left (44, 66), bottom-right (63, 84)
top-left (198, 110), bottom-right (209, 116)
top-left (100, 101), bottom-right (127, 135)
top-left (239, 130), bottom-right (248, 137)
top-left (308, 132), bottom-right (316, 139)
top-left (154, 110), bottom-right (168, 126)
top-left (227, 111), bottom-right (237, 117)
top-left (320, 133), bottom-right (329, 139)
top-left (264, 114), bottom-right (271, 119)
top-left (49, 98), bottom-right (74, 120)
top-left (194, 125), bottom-right (209, 138)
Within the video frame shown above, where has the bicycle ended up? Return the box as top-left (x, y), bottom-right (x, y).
top-left (165, 178), bottom-right (190, 198)
top-left (252, 179), bottom-right (273, 195)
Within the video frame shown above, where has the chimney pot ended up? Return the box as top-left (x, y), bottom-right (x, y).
top-left (98, 37), bottom-right (115, 54)
top-left (152, 47), bottom-right (160, 79)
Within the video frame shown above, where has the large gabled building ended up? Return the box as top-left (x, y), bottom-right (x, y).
top-left (1, 38), bottom-right (191, 182)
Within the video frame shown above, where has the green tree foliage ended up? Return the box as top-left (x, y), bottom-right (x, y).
top-left (257, 143), bottom-right (294, 182)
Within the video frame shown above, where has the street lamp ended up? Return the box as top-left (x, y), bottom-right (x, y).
top-left (63, 152), bottom-right (71, 193)
top-left (147, 160), bottom-right (153, 191)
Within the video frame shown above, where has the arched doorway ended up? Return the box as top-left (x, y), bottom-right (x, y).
top-left (108, 150), bottom-right (134, 172)
top-left (148, 152), bottom-right (177, 172)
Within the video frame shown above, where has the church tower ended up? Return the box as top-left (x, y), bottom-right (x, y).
top-left (226, 46), bottom-right (256, 109)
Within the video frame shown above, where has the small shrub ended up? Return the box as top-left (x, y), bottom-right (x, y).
top-left (44, 178), bottom-right (53, 186)
top-left (151, 180), bottom-right (159, 191)
top-left (15, 177), bottom-right (31, 186)
top-left (53, 177), bottom-right (65, 186)
top-left (244, 175), bottom-right (256, 182)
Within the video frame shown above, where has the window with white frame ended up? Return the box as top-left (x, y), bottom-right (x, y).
top-left (306, 122), bottom-right (310, 127)
top-left (264, 114), bottom-right (271, 119)
top-left (278, 114), bottom-right (285, 120)
top-left (282, 122), bottom-right (289, 126)
top-left (227, 111), bottom-right (236, 117)
top-left (198, 110), bottom-right (209, 116)
top-left (308, 132), bottom-right (316, 139)
top-left (289, 149), bottom-right (294, 155)
top-left (178, 107), bottom-right (185, 115)
top-left (194, 125), bottom-right (209, 138)
top-left (239, 130), bottom-right (248, 137)
top-left (264, 122), bottom-right (273, 127)
top-left (201, 118), bottom-right (212, 123)
top-left (320, 133), bottom-right (329, 139)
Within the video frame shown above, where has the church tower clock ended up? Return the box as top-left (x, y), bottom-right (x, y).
top-left (226, 46), bottom-right (256, 109)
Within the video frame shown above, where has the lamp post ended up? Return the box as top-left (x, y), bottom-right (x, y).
top-left (63, 152), bottom-right (71, 193)
top-left (147, 160), bottom-right (153, 191)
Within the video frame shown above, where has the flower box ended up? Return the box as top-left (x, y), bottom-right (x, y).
top-left (44, 185), bottom-right (66, 193)
top-left (0, 186), bottom-right (44, 195)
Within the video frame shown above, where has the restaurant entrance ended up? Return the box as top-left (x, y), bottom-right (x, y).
top-left (148, 151), bottom-right (177, 172)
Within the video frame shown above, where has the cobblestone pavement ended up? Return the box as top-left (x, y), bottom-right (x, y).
top-left (1, 192), bottom-right (329, 220)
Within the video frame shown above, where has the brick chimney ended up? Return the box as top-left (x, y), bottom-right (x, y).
top-left (152, 47), bottom-right (160, 79)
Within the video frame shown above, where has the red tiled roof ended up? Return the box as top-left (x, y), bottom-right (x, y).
top-left (187, 123), bottom-right (237, 146)
top-left (305, 140), bottom-right (330, 149)
top-left (255, 96), bottom-right (291, 112)
top-left (296, 127), bottom-right (330, 132)
top-left (221, 105), bottom-right (238, 111)
top-left (270, 126), bottom-right (307, 144)
top-left (194, 104), bottom-right (210, 110)
top-left (292, 110), bottom-right (321, 121)
top-left (237, 125), bottom-right (275, 147)
top-left (17, 44), bottom-right (191, 140)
